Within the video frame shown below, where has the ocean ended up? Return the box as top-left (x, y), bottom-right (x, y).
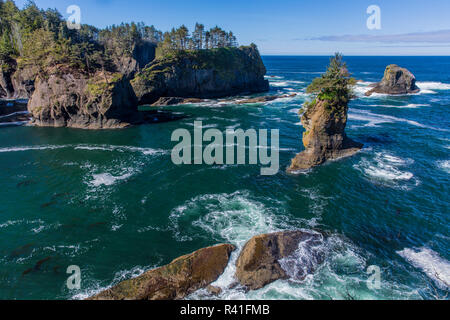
top-left (0, 56), bottom-right (448, 300)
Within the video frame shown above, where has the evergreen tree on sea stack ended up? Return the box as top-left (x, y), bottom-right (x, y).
top-left (288, 53), bottom-right (363, 173)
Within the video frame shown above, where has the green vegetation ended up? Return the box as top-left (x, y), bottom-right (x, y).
top-left (0, 0), bottom-right (239, 77)
top-left (156, 24), bottom-right (237, 57)
top-left (304, 53), bottom-right (356, 112)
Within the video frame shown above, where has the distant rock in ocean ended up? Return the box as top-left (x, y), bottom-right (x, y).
top-left (365, 64), bottom-right (420, 96)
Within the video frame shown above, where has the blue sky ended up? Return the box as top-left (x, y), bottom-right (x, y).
top-left (15, 0), bottom-right (450, 55)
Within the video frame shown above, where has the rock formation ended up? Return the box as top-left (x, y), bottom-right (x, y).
top-left (25, 45), bottom-right (268, 129)
top-left (365, 64), bottom-right (420, 96)
top-left (288, 54), bottom-right (363, 172)
top-left (132, 45), bottom-right (269, 105)
top-left (89, 244), bottom-right (235, 300)
top-left (288, 99), bottom-right (363, 172)
top-left (235, 231), bottom-right (325, 290)
top-left (28, 68), bottom-right (138, 129)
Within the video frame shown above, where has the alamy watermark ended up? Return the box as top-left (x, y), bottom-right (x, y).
top-left (66, 265), bottom-right (81, 290)
top-left (171, 121), bottom-right (280, 176)
top-left (367, 5), bottom-right (381, 30)
top-left (66, 5), bottom-right (81, 30)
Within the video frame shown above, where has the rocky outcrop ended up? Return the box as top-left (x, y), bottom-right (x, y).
top-left (365, 64), bottom-right (420, 96)
top-left (89, 244), bottom-right (235, 300)
top-left (151, 96), bottom-right (205, 106)
top-left (236, 93), bottom-right (297, 105)
top-left (0, 62), bottom-right (36, 99)
top-left (28, 67), bottom-right (138, 129)
top-left (235, 231), bottom-right (325, 290)
top-left (288, 98), bottom-right (363, 172)
top-left (132, 45), bottom-right (269, 105)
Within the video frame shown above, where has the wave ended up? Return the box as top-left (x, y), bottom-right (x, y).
top-left (365, 104), bottom-right (431, 109)
top-left (89, 172), bottom-right (134, 187)
top-left (417, 81), bottom-right (450, 91)
top-left (354, 152), bottom-right (416, 188)
top-left (348, 109), bottom-right (448, 132)
top-left (398, 247), bottom-right (450, 289)
top-left (437, 160), bottom-right (450, 173)
top-left (0, 144), bottom-right (166, 156)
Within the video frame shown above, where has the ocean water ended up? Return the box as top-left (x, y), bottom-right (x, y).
top-left (0, 56), bottom-right (449, 300)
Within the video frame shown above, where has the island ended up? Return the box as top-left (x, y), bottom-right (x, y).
top-left (0, 2), bottom-right (269, 129)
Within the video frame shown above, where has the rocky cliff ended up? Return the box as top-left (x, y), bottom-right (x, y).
top-left (131, 45), bottom-right (269, 105)
top-left (0, 62), bottom-right (36, 99)
top-left (28, 67), bottom-right (138, 129)
top-left (365, 64), bottom-right (420, 96)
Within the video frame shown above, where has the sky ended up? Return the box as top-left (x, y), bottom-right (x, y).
top-left (14, 0), bottom-right (450, 55)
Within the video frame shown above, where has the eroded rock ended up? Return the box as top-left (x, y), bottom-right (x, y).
top-left (288, 98), bottom-right (363, 172)
top-left (235, 231), bottom-right (325, 290)
top-left (88, 244), bottom-right (235, 300)
top-left (365, 64), bottom-right (420, 96)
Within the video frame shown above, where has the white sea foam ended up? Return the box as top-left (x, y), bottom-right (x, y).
top-left (398, 247), bottom-right (450, 289)
top-left (354, 152), bottom-right (415, 185)
top-left (417, 81), bottom-right (450, 91)
top-left (0, 144), bottom-right (166, 156)
top-left (437, 160), bottom-right (450, 173)
top-left (89, 172), bottom-right (134, 187)
top-left (348, 109), bottom-right (447, 132)
top-left (366, 104), bottom-right (431, 109)
top-left (354, 81), bottom-right (450, 97)
top-left (0, 111), bottom-right (29, 119)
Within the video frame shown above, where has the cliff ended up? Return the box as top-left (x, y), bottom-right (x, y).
top-left (28, 66), bottom-right (138, 129)
top-left (131, 45), bottom-right (269, 105)
top-left (365, 64), bottom-right (420, 96)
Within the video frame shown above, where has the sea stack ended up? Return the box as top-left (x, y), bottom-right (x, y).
top-left (365, 64), bottom-right (420, 96)
top-left (288, 54), bottom-right (363, 173)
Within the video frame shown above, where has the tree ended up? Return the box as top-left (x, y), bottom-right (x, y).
top-left (192, 23), bottom-right (205, 49)
top-left (305, 53), bottom-right (356, 110)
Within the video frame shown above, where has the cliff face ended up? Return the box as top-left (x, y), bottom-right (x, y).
top-left (110, 41), bottom-right (156, 78)
top-left (132, 45), bottom-right (269, 104)
top-left (0, 62), bottom-right (36, 99)
top-left (28, 67), bottom-right (138, 129)
top-left (288, 98), bottom-right (363, 172)
top-left (366, 64), bottom-right (420, 96)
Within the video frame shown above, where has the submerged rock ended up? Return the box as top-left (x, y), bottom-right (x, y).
top-left (235, 231), bottom-right (325, 290)
top-left (236, 93), bottom-right (297, 105)
top-left (365, 64), bottom-right (420, 96)
top-left (89, 244), bottom-right (235, 300)
top-left (151, 97), bottom-right (205, 106)
top-left (132, 45), bottom-right (269, 105)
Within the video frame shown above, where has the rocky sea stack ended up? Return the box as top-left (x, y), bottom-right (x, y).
top-left (288, 54), bottom-right (363, 172)
top-left (365, 64), bottom-right (420, 96)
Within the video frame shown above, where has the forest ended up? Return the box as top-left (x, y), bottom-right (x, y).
top-left (0, 0), bottom-right (239, 75)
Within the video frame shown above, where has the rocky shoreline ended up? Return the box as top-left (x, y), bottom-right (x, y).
top-left (88, 230), bottom-right (326, 300)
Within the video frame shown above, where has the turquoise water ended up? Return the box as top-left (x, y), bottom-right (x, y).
top-left (0, 56), bottom-right (449, 300)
